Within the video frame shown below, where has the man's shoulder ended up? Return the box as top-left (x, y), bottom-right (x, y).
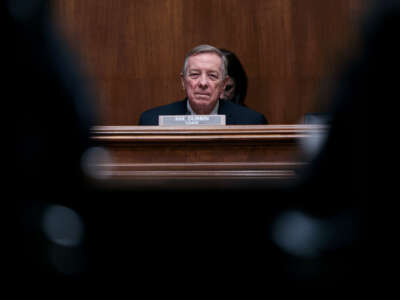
top-left (139, 99), bottom-right (186, 125)
top-left (142, 99), bottom-right (186, 114)
top-left (220, 100), bottom-right (268, 124)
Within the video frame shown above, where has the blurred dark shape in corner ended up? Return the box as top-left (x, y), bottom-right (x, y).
top-left (297, 0), bottom-right (396, 213)
top-left (5, 0), bottom-right (97, 287)
top-left (220, 48), bottom-right (248, 106)
top-left (6, 0), bottom-right (97, 192)
top-left (280, 0), bottom-right (399, 289)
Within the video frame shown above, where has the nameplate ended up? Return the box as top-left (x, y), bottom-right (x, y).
top-left (159, 115), bottom-right (226, 126)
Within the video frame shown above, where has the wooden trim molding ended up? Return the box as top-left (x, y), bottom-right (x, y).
top-left (88, 125), bottom-right (326, 189)
top-left (91, 125), bottom-right (324, 142)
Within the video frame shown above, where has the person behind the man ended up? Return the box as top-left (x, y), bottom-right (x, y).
top-left (138, 44), bottom-right (268, 125)
top-left (220, 48), bottom-right (248, 106)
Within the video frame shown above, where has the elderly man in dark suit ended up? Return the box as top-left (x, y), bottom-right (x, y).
top-left (139, 44), bottom-right (268, 125)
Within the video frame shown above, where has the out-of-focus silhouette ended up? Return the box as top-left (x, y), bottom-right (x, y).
top-left (220, 49), bottom-right (248, 106)
top-left (282, 0), bottom-right (400, 289)
top-left (6, 0), bottom-right (96, 288)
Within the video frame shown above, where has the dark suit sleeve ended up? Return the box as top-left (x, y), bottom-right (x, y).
top-left (138, 110), bottom-right (158, 125)
top-left (260, 114), bottom-right (268, 124)
top-left (138, 100), bottom-right (187, 125)
top-left (248, 113), bottom-right (268, 125)
top-left (138, 113), bottom-right (147, 125)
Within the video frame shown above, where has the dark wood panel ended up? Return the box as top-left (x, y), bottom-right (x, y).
top-left (88, 125), bottom-right (326, 189)
top-left (53, 0), bottom-right (367, 125)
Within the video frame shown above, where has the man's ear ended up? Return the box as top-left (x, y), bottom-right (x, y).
top-left (220, 76), bottom-right (229, 97)
top-left (180, 73), bottom-right (186, 91)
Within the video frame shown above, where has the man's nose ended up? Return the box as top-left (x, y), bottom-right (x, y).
top-left (198, 74), bottom-right (208, 88)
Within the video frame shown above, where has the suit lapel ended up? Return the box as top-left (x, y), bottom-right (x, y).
top-left (218, 100), bottom-right (232, 124)
top-left (182, 98), bottom-right (190, 115)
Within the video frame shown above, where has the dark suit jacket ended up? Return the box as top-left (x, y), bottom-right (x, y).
top-left (139, 99), bottom-right (268, 125)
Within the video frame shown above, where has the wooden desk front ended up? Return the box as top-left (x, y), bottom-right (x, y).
top-left (89, 125), bottom-right (326, 189)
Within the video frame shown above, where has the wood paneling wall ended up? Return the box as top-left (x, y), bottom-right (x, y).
top-left (53, 0), bottom-right (366, 125)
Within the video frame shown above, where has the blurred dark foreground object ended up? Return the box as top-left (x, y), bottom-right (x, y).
top-left (5, 0), bottom-right (383, 293)
top-left (5, 0), bottom-right (96, 288)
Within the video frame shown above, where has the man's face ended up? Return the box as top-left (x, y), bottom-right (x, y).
top-left (181, 53), bottom-right (227, 114)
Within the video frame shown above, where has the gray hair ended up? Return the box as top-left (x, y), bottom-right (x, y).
top-left (182, 44), bottom-right (228, 79)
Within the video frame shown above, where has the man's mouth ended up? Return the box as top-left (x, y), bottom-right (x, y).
top-left (195, 93), bottom-right (211, 98)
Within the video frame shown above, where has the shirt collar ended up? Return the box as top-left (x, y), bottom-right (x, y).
top-left (187, 100), bottom-right (220, 115)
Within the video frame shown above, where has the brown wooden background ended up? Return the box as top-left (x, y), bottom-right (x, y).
top-left (52, 0), bottom-right (367, 125)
